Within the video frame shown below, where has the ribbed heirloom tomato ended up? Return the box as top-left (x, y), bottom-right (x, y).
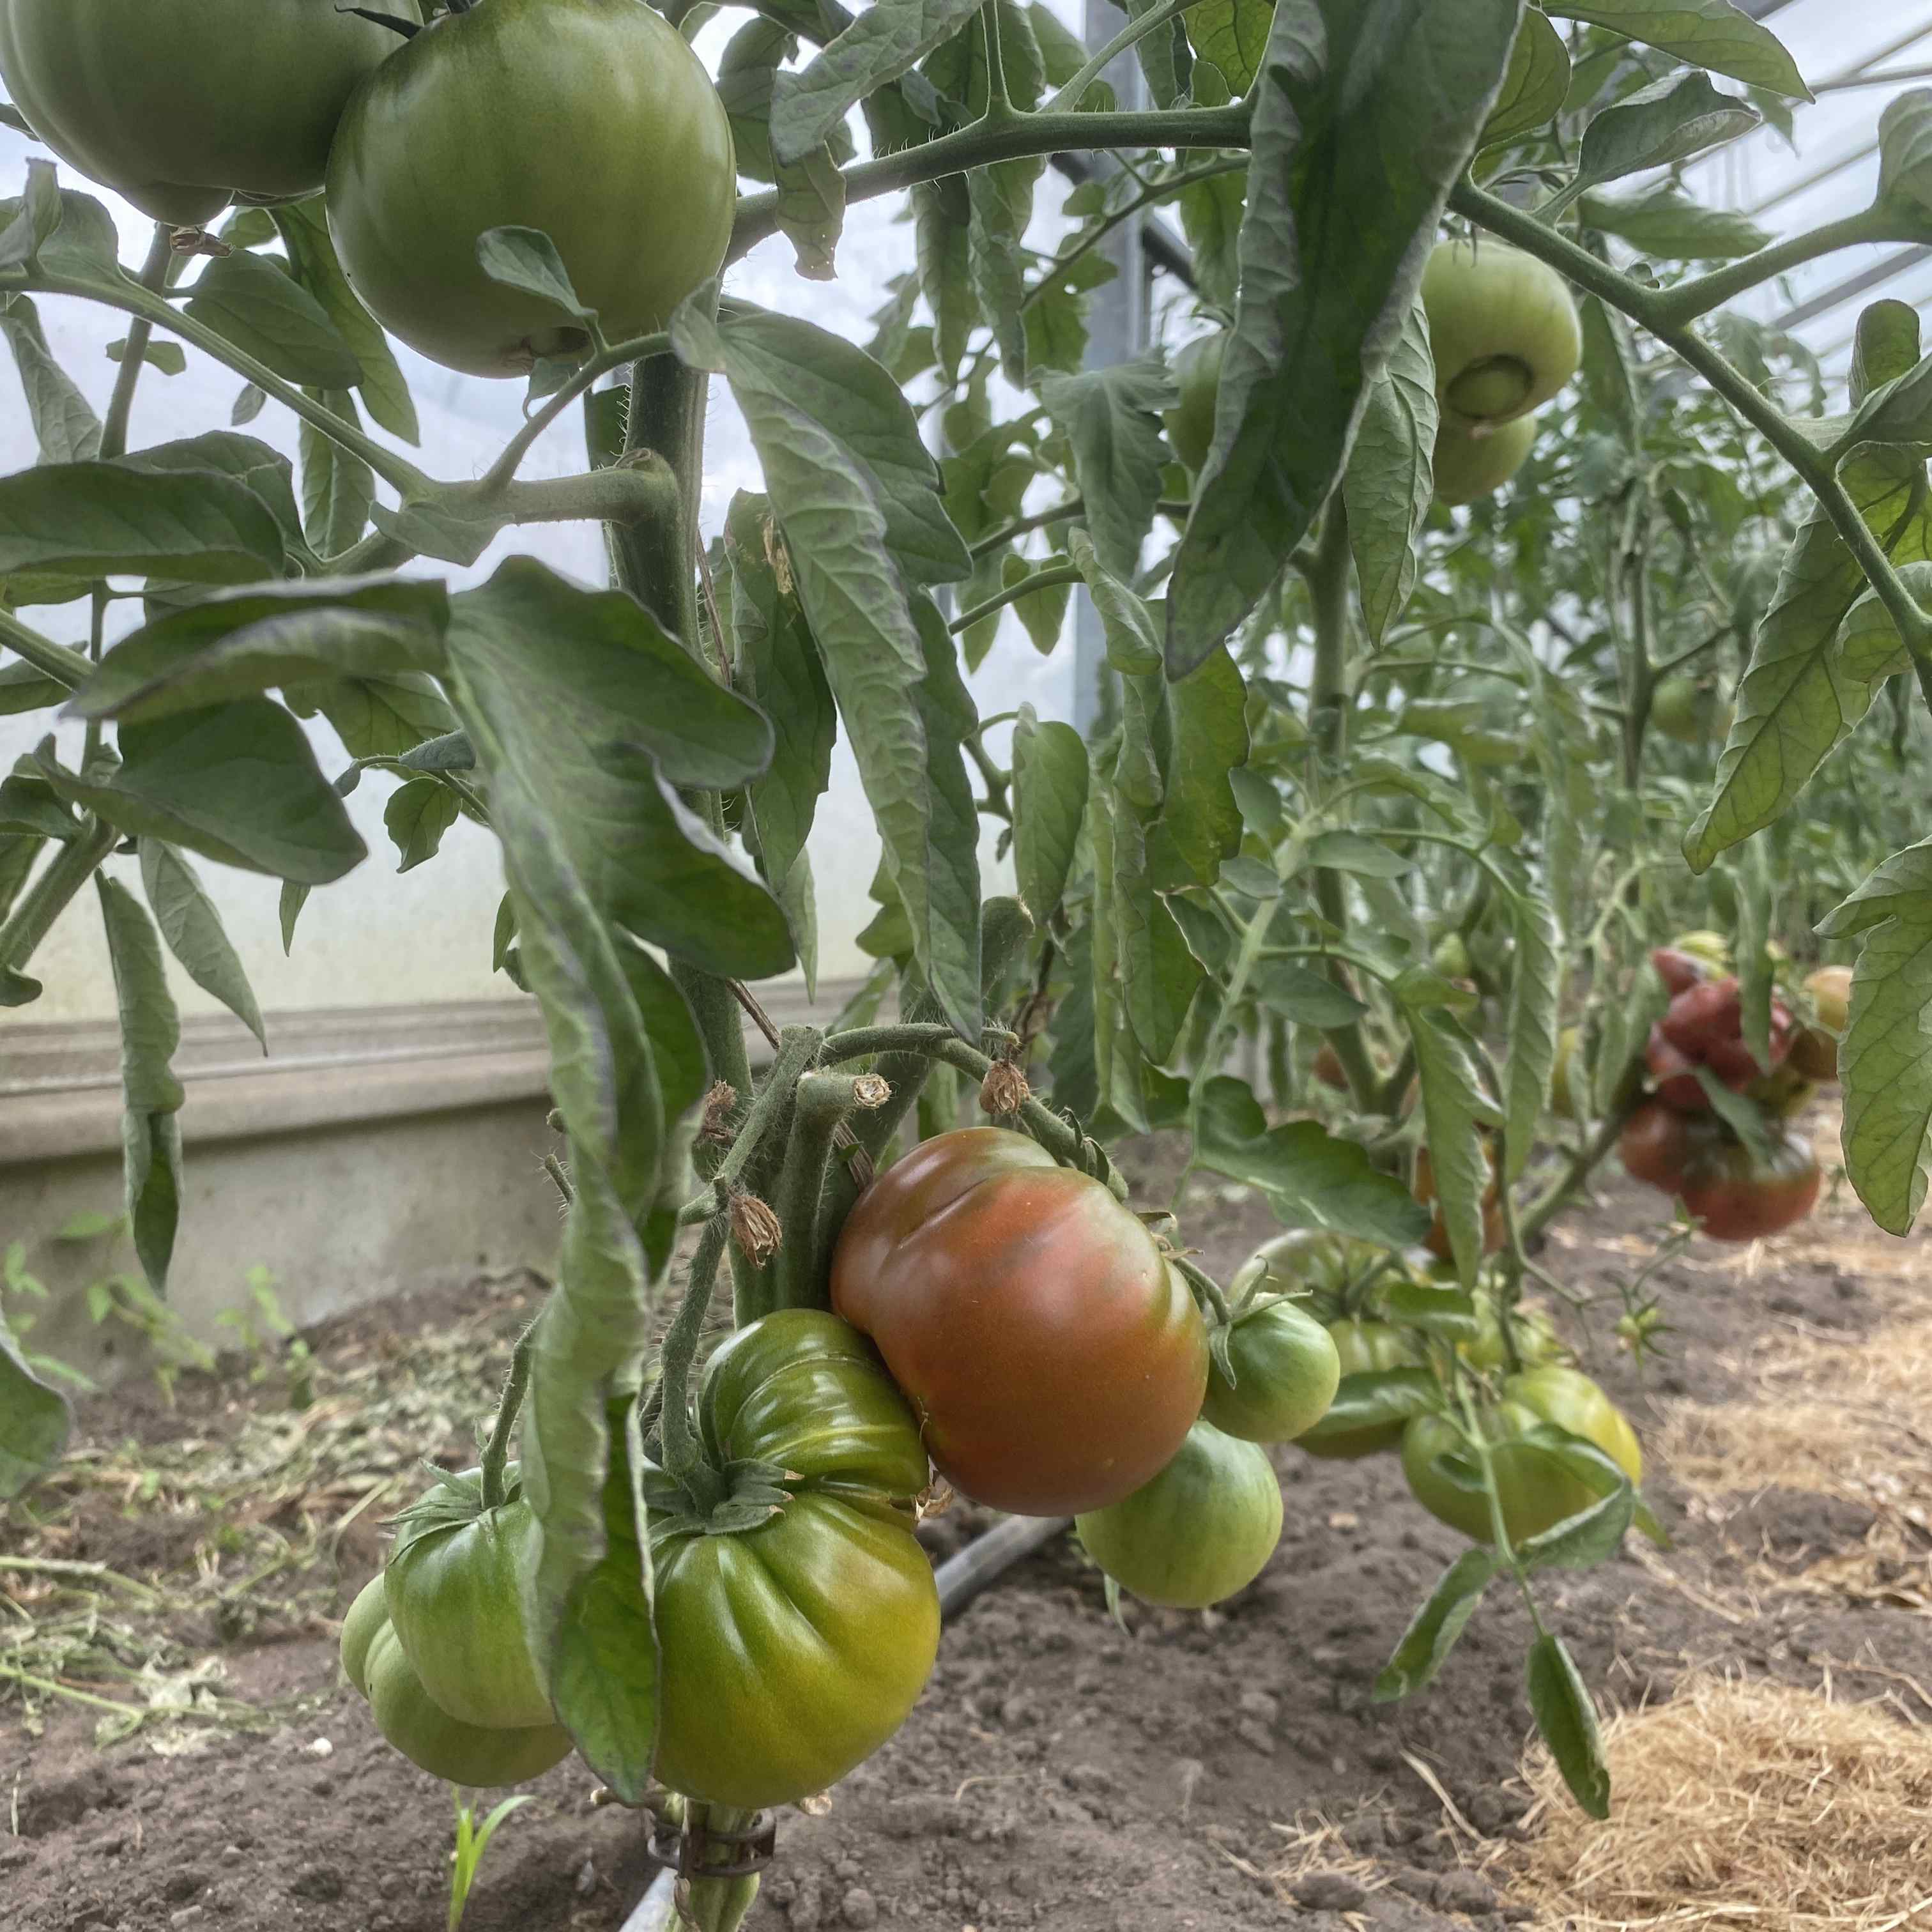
top-left (1620, 1100), bottom-right (1821, 1241)
top-left (1075, 1420), bottom-right (1282, 1609)
top-left (0, 0), bottom-right (420, 226)
top-left (831, 1128), bottom-right (1209, 1515)
top-left (643, 1311), bottom-right (940, 1808)
top-left (326, 0), bottom-right (735, 376)
top-left (1401, 1365), bottom-right (1642, 1545)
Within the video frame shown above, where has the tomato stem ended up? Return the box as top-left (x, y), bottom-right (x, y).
top-left (657, 1217), bottom-right (728, 1492)
top-left (479, 1324), bottom-right (534, 1512)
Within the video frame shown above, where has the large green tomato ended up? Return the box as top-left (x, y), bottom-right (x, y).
top-left (1075, 1420), bottom-right (1282, 1609)
top-left (383, 1466), bottom-right (552, 1731)
top-left (1201, 1297), bottom-right (1340, 1443)
top-left (1432, 413), bottom-right (1538, 505)
top-left (1297, 1318), bottom-right (1427, 1459)
top-left (341, 1574), bottom-right (572, 1787)
top-left (1165, 333), bottom-right (1225, 473)
top-left (326, 0), bottom-right (735, 376)
top-left (832, 1128), bottom-right (1208, 1515)
top-left (645, 1310), bottom-right (940, 1810)
top-left (1400, 1365), bottom-right (1642, 1545)
top-left (1422, 240), bottom-right (1581, 427)
top-left (0, 0), bottom-right (419, 226)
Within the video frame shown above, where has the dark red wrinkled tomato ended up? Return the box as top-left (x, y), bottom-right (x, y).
top-left (1678, 1129), bottom-right (1821, 1242)
top-left (1619, 1100), bottom-right (1697, 1192)
top-left (831, 1128), bottom-right (1208, 1516)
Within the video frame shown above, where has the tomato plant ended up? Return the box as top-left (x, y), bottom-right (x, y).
top-left (831, 1127), bottom-right (1208, 1515)
top-left (1075, 1419), bottom-right (1283, 1609)
top-left (7, 0), bottom-right (1932, 1878)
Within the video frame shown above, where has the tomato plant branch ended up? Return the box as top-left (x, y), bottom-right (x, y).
top-left (949, 561), bottom-right (1084, 634)
top-left (19, 273), bottom-right (429, 495)
top-left (1045, 0), bottom-right (1194, 114)
top-left (477, 328), bottom-right (671, 494)
top-left (969, 495), bottom-right (1085, 557)
top-left (1169, 1252), bottom-right (1231, 1326)
top-left (729, 102), bottom-right (1253, 259)
top-left (1648, 206), bottom-right (1907, 330)
top-left (1302, 502), bottom-right (1381, 1107)
top-left (714, 1028), bottom-right (823, 1195)
top-left (1024, 158), bottom-right (1245, 307)
top-left (0, 813), bottom-right (118, 979)
top-left (0, 610), bottom-right (91, 691)
top-left (1518, 1087), bottom-right (1643, 1245)
top-left (479, 1324), bottom-right (535, 1512)
top-left (770, 1071), bottom-right (880, 1311)
top-left (820, 1022), bottom-right (1125, 1191)
top-left (656, 1217), bottom-right (728, 1494)
top-left (100, 225), bottom-right (175, 461)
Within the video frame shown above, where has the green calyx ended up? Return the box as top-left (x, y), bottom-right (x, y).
top-left (640, 1454), bottom-right (795, 1537)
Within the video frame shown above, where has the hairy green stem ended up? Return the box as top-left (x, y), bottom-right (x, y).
top-left (1045, 0), bottom-right (1196, 114)
top-left (0, 610), bottom-right (91, 691)
top-left (0, 815), bottom-right (117, 976)
top-left (730, 102), bottom-right (1253, 260)
top-left (1649, 206), bottom-right (1906, 330)
top-left (716, 1028), bottom-right (822, 1193)
top-left (479, 1324), bottom-right (534, 1510)
top-left (770, 1072), bottom-right (868, 1311)
top-left (657, 1217), bottom-right (728, 1495)
top-left (1303, 502), bottom-right (1379, 1107)
top-left (950, 562), bottom-right (1084, 636)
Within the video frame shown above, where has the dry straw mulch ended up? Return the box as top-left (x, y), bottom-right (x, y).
top-left (1505, 1673), bottom-right (1932, 1932)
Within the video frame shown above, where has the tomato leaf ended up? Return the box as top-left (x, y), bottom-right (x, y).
top-left (1380, 1277), bottom-right (1480, 1340)
top-left (1526, 1632), bottom-right (1612, 1820)
top-left (1579, 183), bottom-right (1770, 259)
top-left (724, 491), bottom-right (836, 891)
top-left (95, 874), bottom-right (185, 1297)
top-left (183, 247), bottom-right (365, 391)
top-left (1011, 707), bottom-right (1088, 926)
top-left (272, 200), bottom-right (418, 445)
top-left (475, 227), bottom-right (596, 327)
top-left (1110, 792), bottom-right (1201, 1067)
top-left (1542, 0), bottom-right (1809, 99)
top-left (38, 705), bottom-right (367, 885)
top-left (1039, 358), bottom-right (1175, 579)
top-left (1514, 1480), bottom-right (1636, 1574)
top-left (1373, 1547), bottom-right (1498, 1702)
top-left (1342, 299), bottom-right (1436, 645)
top-left (300, 388), bottom-right (375, 558)
top-left (0, 459), bottom-right (286, 589)
top-left (0, 294), bottom-right (103, 464)
top-left (1480, 8), bottom-right (1570, 150)
top-left (770, 0), bottom-right (983, 165)
top-left (0, 1303), bottom-right (69, 1501)
top-left (0, 662), bottom-right (65, 716)
top-left (446, 558), bottom-right (793, 982)
top-left (72, 576), bottom-right (450, 723)
top-left (1194, 1074), bottom-right (1434, 1246)
top-left (1301, 1365), bottom-right (1441, 1443)
top-left (1503, 881), bottom-right (1564, 1183)
top-left (139, 840), bottom-right (266, 1051)
top-left (1399, 999), bottom-right (1502, 1288)
top-left (1184, 0), bottom-right (1272, 94)
top-left (1818, 840), bottom-right (1932, 1234)
top-left (1685, 315), bottom-right (1932, 870)
top-left (383, 776), bottom-right (461, 875)
top-left (1165, 0), bottom-right (1520, 674)
top-left (1562, 72), bottom-right (1760, 208)
top-left (915, 180), bottom-right (977, 383)
top-left (694, 305), bottom-right (978, 1032)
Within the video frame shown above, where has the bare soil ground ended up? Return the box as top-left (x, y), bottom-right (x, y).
top-left (4, 1109), bottom-right (1928, 1932)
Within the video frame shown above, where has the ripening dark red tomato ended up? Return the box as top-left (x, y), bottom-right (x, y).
top-left (830, 1128), bottom-right (1209, 1515)
top-left (1646, 976), bottom-right (1794, 1111)
top-left (1676, 1126), bottom-right (1821, 1242)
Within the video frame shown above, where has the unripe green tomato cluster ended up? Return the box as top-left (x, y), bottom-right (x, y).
top-left (1400, 1365), bottom-right (1641, 1546)
top-left (1422, 240), bottom-right (1581, 505)
top-left (326, 0), bottom-right (737, 376)
top-left (0, 0), bottom-right (738, 381)
top-left (0, 0), bottom-right (423, 225)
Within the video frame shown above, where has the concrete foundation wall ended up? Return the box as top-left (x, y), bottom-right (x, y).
top-left (1, 985), bottom-right (835, 1384)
